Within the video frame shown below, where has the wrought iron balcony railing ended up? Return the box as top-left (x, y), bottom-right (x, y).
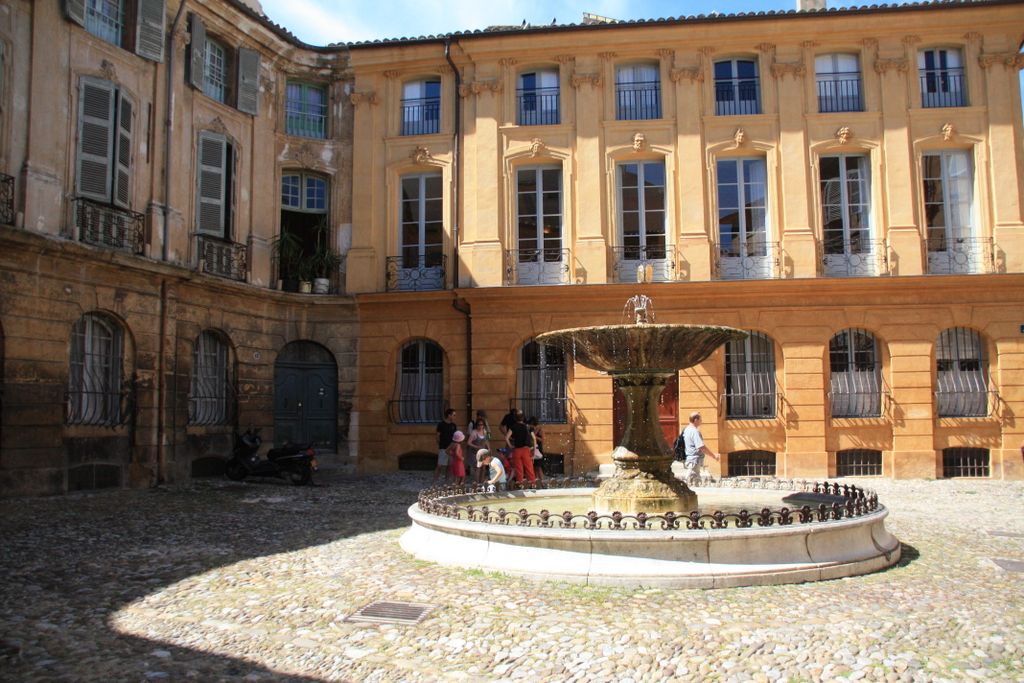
top-left (714, 241), bottom-right (780, 280)
top-left (0, 172), bottom-right (14, 225)
top-left (386, 253), bottom-right (446, 292)
top-left (517, 87), bottom-right (560, 126)
top-left (197, 234), bottom-right (248, 282)
top-left (817, 74), bottom-right (862, 113)
top-left (401, 97), bottom-right (441, 136)
top-left (926, 236), bottom-right (994, 275)
top-left (920, 68), bottom-right (966, 108)
top-left (73, 198), bottom-right (145, 255)
top-left (715, 79), bottom-right (761, 116)
top-left (285, 103), bottom-right (327, 139)
top-left (612, 245), bottom-right (676, 283)
top-left (615, 81), bottom-right (661, 120)
top-left (821, 240), bottom-right (889, 278)
top-left (505, 247), bottom-right (571, 286)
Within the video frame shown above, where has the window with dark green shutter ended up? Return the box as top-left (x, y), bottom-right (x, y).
top-left (76, 77), bottom-right (133, 207)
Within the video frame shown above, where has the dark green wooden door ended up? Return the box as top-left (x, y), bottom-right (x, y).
top-left (273, 342), bottom-right (337, 449)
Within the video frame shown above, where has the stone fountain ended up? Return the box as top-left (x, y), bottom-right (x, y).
top-left (536, 296), bottom-right (746, 514)
top-left (400, 297), bottom-right (901, 588)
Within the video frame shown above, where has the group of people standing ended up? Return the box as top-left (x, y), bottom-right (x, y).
top-left (433, 408), bottom-right (547, 491)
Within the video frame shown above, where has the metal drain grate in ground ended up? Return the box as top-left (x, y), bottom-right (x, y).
top-left (991, 558), bottom-right (1024, 572)
top-left (346, 601), bottom-right (434, 625)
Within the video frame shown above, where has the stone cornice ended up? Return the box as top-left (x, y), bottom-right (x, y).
top-left (571, 72), bottom-right (602, 89)
top-left (770, 61), bottom-right (806, 79)
top-left (979, 52), bottom-right (1024, 70)
top-left (873, 58), bottom-right (908, 74)
top-left (669, 67), bottom-right (703, 84)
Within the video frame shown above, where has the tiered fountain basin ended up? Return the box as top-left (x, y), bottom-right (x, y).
top-left (401, 479), bottom-right (901, 588)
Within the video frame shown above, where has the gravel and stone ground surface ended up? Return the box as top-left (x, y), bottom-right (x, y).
top-left (1, 472), bottom-right (1022, 682)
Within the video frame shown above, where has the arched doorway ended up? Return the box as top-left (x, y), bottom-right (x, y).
top-left (273, 341), bottom-right (337, 449)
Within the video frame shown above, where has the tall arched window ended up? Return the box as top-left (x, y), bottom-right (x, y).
top-left (714, 58), bottom-right (760, 115)
top-left (402, 78), bottom-right (441, 135)
top-left (725, 332), bottom-right (776, 419)
top-left (397, 340), bottom-right (444, 423)
top-left (829, 329), bottom-right (881, 417)
top-left (518, 340), bottom-right (566, 423)
top-left (189, 331), bottom-right (232, 426)
top-left (936, 328), bottom-right (987, 417)
top-left (68, 313), bottom-right (124, 426)
top-left (517, 69), bottom-right (560, 125)
top-left (615, 63), bottom-right (660, 120)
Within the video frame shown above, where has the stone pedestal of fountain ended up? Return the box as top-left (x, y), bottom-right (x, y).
top-left (593, 371), bottom-right (696, 514)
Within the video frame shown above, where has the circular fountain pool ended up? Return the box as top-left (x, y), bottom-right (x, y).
top-left (401, 478), bottom-right (901, 588)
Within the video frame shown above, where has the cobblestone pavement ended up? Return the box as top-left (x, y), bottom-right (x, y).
top-left (1, 473), bottom-right (1022, 683)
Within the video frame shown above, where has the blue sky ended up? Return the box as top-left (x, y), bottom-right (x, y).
top-left (259, 0), bottom-right (868, 45)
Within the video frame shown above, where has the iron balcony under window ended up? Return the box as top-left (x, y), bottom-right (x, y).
top-left (386, 254), bottom-right (446, 292)
top-left (0, 173), bottom-right (13, 226)
top-left (715, 78), bottom-right (761, 116)
top-left (196, 234), bottom-right (248, 282)
top-left (926, 236), bottom-right (994, 275)
top-left (821, 240), bottom-right (889, 278)
top-left (73, 198), bottom-right (145, 255)
top-left (714, 241), bottom-right (780, 280)
top-left (616, 81), bottom-right (661, 120)
top-left (817, 73), bottom-right (862, 113)
top-left (505, 248), bottom-right (571, 286)
top-left (401, 97), bottom-right (441, 136)
top-left (517, 87), bottom-right (560, 126)
top-left (920, 68), bottom-right (966, 108)
top-left (612, 245), bottom-right (676, 283)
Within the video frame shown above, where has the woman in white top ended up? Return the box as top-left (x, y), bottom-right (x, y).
top-left (467, 419), bottom-right (490, 484)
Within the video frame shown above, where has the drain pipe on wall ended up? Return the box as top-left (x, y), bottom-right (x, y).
top-left (444, 38), bottom-right (472, 424)
top-left (162, 0), bottom-right (187, 261)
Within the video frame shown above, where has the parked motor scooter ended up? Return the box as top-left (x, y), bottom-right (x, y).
top-left (225, 428), bottom-right (317, 486)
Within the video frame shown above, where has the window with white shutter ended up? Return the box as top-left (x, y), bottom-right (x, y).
top-left (76, 77), bottom-right (133, 207)
top-left (196, 132), bottom-right (234, 238)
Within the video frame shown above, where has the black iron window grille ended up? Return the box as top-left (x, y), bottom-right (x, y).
top-left (73, 197), bottom-right (145, 254)
top-left (197, 234), bottom-right (248, 282)
top-left (188, 331), bottom-right (234, 426)
top-left (616, 81), bottom-right (661, 120)
top-left (817, 73), bottom-right (862, 113)
top-left (727, 450), bottom-right (777, 478)
top-left (724, 332), bottom-right (776, 419)
top-left (401, 97), bottom-right (441, 136)
top-left (386, 253), bottom-right (446, 292)
top-left (517, 86), bottom-right (560, 126)
top-left (837, 449), bottom-right (882, 477)
top-left (942, 447), bottom-right (989, 478)
top-left (936, 327), bottom-right (989, 417)
top-left (0, 172), bottom-right (14, 225)
top-left (829, 328), bottom-right (882, 418)
top-left (394, 340), bottom-right (444, 424)
top-left (517, 341), bottom-right (567, 424)
top-left (66, 313), bottom-right (130, 427)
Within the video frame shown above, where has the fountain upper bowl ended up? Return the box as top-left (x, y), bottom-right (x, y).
top-left (535, 324), bottom-right (747, 374)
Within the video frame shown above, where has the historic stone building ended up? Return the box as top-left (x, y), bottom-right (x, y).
top-left (0, 0), bottom-right (358, 495)
top-left (2, 0), bottom-right (1023, 497)
top-left (345, 0), bottom-right (1024, 480)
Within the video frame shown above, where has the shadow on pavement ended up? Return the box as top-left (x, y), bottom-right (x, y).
top-left (0, 472), bottom-right (428, 681)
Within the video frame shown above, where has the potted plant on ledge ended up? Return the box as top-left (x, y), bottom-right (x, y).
top-left (310, 237), bottom-right (341, 295)
top-left (271, 229), bottom-right (305, 293)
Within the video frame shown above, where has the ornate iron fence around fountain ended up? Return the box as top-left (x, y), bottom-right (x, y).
top-left (417, 477), bottom-right (880, 531)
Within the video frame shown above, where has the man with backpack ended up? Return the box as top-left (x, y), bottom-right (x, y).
top-left (674, 411), bottom-right (719, 485)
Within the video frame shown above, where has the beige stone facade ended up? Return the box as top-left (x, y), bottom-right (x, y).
top-left (1, 1), bottom-right (1022, 496)
top-left (0, 0), bottom-right (358, 495)
top-left (345, 2), bottom-right (1024, 480)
